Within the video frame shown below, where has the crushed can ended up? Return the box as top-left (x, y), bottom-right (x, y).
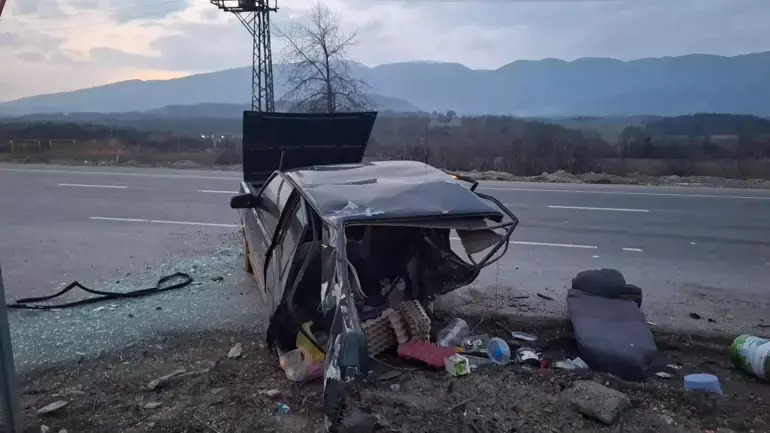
top-left (460, 334), bottom-right (490, 353)
top-left (515, 347), bottom-right (540, 366)
top-left (445, 354), bottom-right (471, 376)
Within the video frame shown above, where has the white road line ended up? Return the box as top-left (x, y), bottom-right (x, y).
top-left (198, 190), bottom-right (238, 194)
top-left (89, 216), bottom-right (147, 223)
top-left (150, 220), bottom-right (239, 228)
top-left (622, 247), bottom-right (644, 252)
top-left (450, 237), bottom-right (597, 249)
top-left (0, 167), bottom-right (239, 180)
top-left (548, 205), bottom-right (649, 212)
top-left (58, 183), bottom-right (128, 189)
top-left (511, 240), bottom-right (598, 249)
top-left (89, 217), bottom-right (238, 228)
top-left (480, 186), bottom-right (770, 200)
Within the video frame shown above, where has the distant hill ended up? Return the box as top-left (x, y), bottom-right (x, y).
top-left (3, 52), bottom-right (770, 117)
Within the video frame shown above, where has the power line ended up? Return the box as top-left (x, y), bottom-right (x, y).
top-left (6, 0), bottom-right (186, 20)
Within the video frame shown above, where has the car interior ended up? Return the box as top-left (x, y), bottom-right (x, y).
top-left (265, 206), bottom-right (505, 359)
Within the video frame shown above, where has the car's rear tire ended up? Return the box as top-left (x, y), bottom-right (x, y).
top-left (243, 235), bottom-right (254, 274)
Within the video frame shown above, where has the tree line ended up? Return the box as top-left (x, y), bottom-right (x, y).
top-left (3, 112), bottom-right (770, 176)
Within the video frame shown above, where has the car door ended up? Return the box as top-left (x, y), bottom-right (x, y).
top-left (244, 173), bottom-right (295, 297)
top-left (263, 193), bottom-right (308, 313)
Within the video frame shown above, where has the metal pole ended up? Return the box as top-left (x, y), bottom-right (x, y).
top-left (424, 122), bottom-right (429, 165)
top-left (0, 264), bottom-right (23, 433)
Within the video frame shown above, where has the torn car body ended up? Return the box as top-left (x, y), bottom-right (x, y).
top-left (230, 111), bottom-right (518, 431)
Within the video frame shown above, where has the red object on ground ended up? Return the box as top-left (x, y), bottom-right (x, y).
top-left (397, 341), bottom-right (456, 369)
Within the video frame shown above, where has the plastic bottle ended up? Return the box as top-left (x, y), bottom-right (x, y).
top-left (487, 337), bottom-right (511, 365)
top-left (437, 318), bottom-right (470, 347)
top-left (730, 334), bottom-right (770, 380)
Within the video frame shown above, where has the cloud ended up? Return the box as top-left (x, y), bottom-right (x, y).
top-left (87, 8), bottom-right (306, 72)
top-left (16, 52), bottom-right (47, 62)
top-left (3, 0), bottom-right (770, 102)
top-left (342, 0), bottom-right (770, 65)
top-left (11, 0), bottom-right (64, 16)
top-left (109, 0), bottom-right (190, 24)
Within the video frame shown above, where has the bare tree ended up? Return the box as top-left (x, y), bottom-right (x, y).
top-left (275, 2), bottom-right (372, 113)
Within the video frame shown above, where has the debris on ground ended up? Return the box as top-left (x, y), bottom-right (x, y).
top-left (730, 334), bottom-right (770, 379)
top-left (36, 400), bottom-right (68, 414)
top-left (563, 380), bottom-right (631, 425)
top-left (684, 373), bottom-right (723, 395)
top-left (15, 319), bottom-right (770, 433)
top-left (146, 368), bottom-right (186, 390)
top-left (227, 342), bottom-right (243, 359)
top-left (13, 268), bottom-right (770, 432)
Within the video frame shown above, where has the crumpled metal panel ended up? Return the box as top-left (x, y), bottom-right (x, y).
top-left (286, 160), bottom-right (504, 224)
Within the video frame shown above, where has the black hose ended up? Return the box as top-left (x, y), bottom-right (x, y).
top-left (6, 272), bottom-right (193, 310)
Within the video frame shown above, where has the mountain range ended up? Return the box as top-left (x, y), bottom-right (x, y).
top-left (2, 51), bottom-right (770, 117)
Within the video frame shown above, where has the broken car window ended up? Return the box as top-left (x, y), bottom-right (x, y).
top-left (257, 175), bottom-right (295, 237)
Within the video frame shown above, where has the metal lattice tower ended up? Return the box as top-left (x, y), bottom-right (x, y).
top-left (210, 0), bottom-right (277, 112)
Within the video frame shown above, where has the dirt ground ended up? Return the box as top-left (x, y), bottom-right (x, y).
top-left (13, 314), bottom-right (769, 433)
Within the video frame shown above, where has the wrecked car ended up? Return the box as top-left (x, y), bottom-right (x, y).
top-left (230, 111), bottom-right (518, 431)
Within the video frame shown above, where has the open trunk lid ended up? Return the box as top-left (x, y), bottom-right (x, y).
top-left (241, 111), bottom-right (378, 183)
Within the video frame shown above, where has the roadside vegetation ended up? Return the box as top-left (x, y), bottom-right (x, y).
top-left (2, 113), bottom-right (770, 180)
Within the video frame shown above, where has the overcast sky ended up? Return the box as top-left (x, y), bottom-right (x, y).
top-left (1, 0), bottom-right (768, 102)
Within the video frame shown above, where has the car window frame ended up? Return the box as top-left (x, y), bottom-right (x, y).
top-left (263, 190), bottom-right (307, 289)
top-left (255, 172), bottom-right (296, 240)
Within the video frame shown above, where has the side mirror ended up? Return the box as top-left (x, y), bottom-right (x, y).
top-left (230, 193), bottom-right (261, 209)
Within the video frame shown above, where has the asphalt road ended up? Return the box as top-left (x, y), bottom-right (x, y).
top-left (1, 163), bottom-right (769, 369)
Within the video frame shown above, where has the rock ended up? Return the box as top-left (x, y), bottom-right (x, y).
top-left (339, 409), bottom-right (378, 433)
top-left (563, 381), bottom-right (630, 425)
top-left (659, 414), bottom-right (674, 425)
top-left (227, 343), bottom-right (243, 359)
top-left (37, 400), bottom-right (69, 414)
top-left (40, 426), bottom-right (50, 433)
top-left (143, 401), bottom-right (163, 409)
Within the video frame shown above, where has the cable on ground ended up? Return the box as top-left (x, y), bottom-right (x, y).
top-left (6, 272), bottom-right (193, 310)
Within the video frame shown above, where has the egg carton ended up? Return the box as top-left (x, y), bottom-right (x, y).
top-left (362, 308), bottom-right (397, 357)
top-left (399, 300), bottom-right (431, 342)
top-left (388, 309), bottom-right (411, 345)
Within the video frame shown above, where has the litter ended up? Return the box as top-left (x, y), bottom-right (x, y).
top-left (555, 357), bottom-right (589, 370)
top-left (445, 354), bottom-right (471, 376)
top-left (398, 341), bottom-right (456, 369)
top-left (684, 373), bottom-right (723, 395)
top-left (730, 334), bottom-right (770, 380)
top-left (276, 403), bottom-right (290, 415)
top-left (460, 334), bottom-right (490, 353)
top-left (515, 347), bottom-right (540, 366)
top-left (487, 338), bottom-right (511, 365)
top-left (655, 372), bottom-right (675, 379)
top-left (510, 331), bottom-right (538, 342)
top-left (437, 318), bottom-right (470, 348)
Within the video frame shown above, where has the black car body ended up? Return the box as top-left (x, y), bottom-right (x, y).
top-left (230, 111), bottom-right (518, 431)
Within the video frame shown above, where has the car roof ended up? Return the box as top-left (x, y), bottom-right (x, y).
top-left (283, 160), bottom-right (503, 225)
